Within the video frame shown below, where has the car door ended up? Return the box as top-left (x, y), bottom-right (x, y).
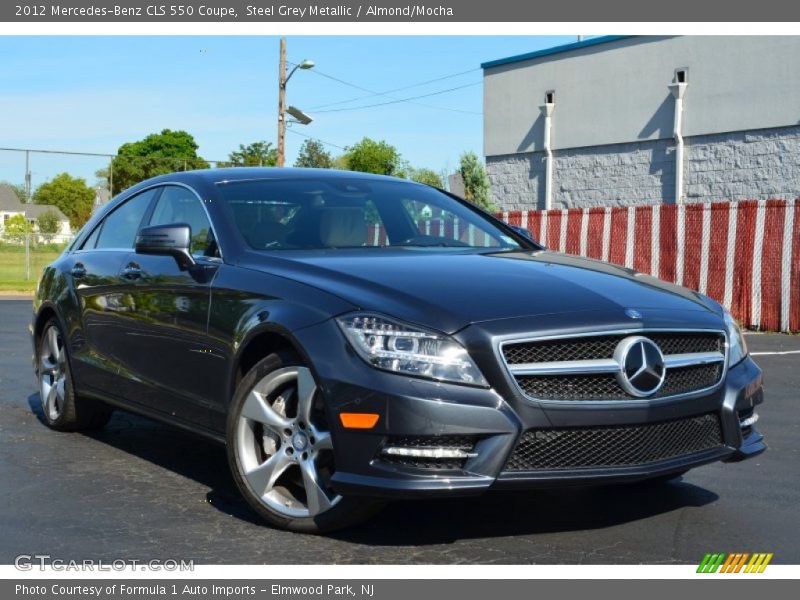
top-left (115, 184), bottom-right (222, 427)
top-left (68, 188), bottom-right (160, 396)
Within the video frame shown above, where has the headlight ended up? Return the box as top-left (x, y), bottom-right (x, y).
top-left (724, 309), bottom-right (748, 366)
top-left (336, 313), bottom-right (488, 387)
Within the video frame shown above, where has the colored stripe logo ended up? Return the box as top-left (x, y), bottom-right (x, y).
top-left (697, 552), bottom-right (773, 573)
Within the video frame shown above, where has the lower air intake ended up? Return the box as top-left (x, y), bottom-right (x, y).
top-left (504, 413), bottom-right (723, 471)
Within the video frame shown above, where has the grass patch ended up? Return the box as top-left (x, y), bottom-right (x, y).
top-left (0, 246), bottom-right (65, 292)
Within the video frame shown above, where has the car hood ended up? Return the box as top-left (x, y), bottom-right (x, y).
top-left (241, 249), bottom-right (720, 334)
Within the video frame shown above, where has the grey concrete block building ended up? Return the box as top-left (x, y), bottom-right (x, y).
top-left (482, 36), bottom-right (800, 211)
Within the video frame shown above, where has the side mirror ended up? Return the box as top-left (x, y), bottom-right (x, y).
top-left (135, 223), bottom-right (196, 270)
top-left (508, 224), bottom-right (539, 244)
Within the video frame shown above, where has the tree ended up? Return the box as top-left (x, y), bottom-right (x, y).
top-left (110, 129), bottom-right (209, 194)
top-left (408, 167), bottom-right (443, 188)
top-left (459, 151), bottom-right (494, 211)
top-left (37, 210), bottom-right (61, 243)
top-left (332, 154), bottom-right (349, 170)
top-left (33, 173), bottom-right (95, 230)
top-left (343, 138), bottom-right (402, 176)
top-left (94, 167), bottom-right (111, 192)
top-left (2, 213), bottom-right (31, 244)
top-left (222, 141), bottom-right (278, 167)
top-left (0, 181), bottom-right (26, 202)
top-left (294, 139), bottom-right (333, 169)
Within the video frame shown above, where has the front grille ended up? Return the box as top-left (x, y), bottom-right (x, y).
top-left (379, 435), bottom-right (477, 470)
top-left (659, 363), bottom-right (722, 396)
top-left (517, 363), bottom-right (723, 401)
top-left (503, 332), bottom-right (723, 365)
top-left (502, 330), bottom-right (725, 401)
top-left (504, 413), bottom-right (724, 471)
top-left (504, 336), bottom-right (619, 364)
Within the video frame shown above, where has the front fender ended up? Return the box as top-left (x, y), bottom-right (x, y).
top-left (206, 263), bottom-right (356, 406)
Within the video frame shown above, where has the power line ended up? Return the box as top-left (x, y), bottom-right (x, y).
top-left (308, 67), bottom-right (480, 110)
top-left (313, 81), bottom-right (482, 114)
top-left (0, 146), bottom-right (228, 164)
top-left (286, 129), bottom-right (347, 151)
top-left (0, 146), bottom-right (114, 158)
top-left (291, 62), bottom-right (482, 116)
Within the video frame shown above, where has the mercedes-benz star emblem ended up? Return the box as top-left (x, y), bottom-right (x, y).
top-left (613, 336), bottom-right (666, 397)
top-left (291, 431), bottom-right (309, 452)
top-left (625, 308), bottom-right (643, 320)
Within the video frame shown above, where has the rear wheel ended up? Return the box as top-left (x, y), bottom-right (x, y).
top-left (227, 351), bottom-right (382, 533)
top-left (37, 318), bottom-right (112, 431)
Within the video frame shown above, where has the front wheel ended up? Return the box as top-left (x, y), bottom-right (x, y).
top-left (227, 351), bottom-right (382, 533)
top-left (37, 318), bottom-right (112, 431)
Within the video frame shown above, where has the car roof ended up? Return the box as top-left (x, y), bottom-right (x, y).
top-left (146, 167), bottom-right (418, 187)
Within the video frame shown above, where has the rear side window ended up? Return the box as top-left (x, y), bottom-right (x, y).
top-left (95, 188), bottom-right (158, 250)
top-left (148, 186), bottom-right (214, 257)
top-left (80, 225), bottom-right (101, 250)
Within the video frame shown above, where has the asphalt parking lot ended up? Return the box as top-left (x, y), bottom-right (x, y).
top-left (1, 298), bottom-right (798, 564)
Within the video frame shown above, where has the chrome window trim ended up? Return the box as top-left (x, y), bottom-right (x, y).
top-left (497, 327), bottom-right (729, 405)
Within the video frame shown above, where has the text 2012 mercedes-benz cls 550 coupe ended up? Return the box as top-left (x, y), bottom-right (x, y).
top-left (31, 168), bottom-right (765, 532)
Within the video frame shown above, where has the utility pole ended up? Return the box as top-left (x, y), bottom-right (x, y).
top-left (277, 37), bottom-right (287, 167)
top-left (24, 150), bottom-right (31, 203)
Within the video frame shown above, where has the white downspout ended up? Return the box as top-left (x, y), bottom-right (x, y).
top-left (540, 102), bottom-right (555, 210)
top-left (669, 82), bottom-right (687, 205)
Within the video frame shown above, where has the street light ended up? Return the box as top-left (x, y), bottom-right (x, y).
top-left (277, 38), bottom-right (314, 167)
top-left (286, 106), bottom-right (313, 126)
top-left (287, 59), bottom-right (315, 83)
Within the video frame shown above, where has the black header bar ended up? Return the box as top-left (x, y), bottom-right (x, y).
top-left (3, 0), bottom-right (800, 22)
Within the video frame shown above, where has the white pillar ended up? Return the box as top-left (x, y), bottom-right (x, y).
top-left (669, 82), bottom-right (688, 205)
top-left (540, 102), bottom-right (555, 210)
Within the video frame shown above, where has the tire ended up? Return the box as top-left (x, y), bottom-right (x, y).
top-left (36, 318), bottom-right (112, 431)
top-left (227, 351), bottom-right (383, 533)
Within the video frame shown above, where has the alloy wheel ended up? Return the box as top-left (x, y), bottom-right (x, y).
top-left (39, 325), bottom-right (67, 421)
top-left (235, 366), bottom-right (341, 518)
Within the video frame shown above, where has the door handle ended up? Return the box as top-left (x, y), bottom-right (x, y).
top-left (70, 263), bottom-right (86, 278)
top-left (121, 263), bottom-right (142, 280)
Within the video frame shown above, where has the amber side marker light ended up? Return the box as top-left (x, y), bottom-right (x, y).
top-left (339, 413), bottom-right (380, 429)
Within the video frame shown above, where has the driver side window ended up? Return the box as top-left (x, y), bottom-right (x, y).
top-left (93, 188), bottom-right (158, 250)
top-left (149, 186), bottom-right (217, 257)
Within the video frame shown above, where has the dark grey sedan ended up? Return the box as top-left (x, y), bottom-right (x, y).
top-left (31, 168), bottom-right (765, 532)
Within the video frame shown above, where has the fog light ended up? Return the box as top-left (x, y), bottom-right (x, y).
top-left (739, 412), bottom-right (759, 428)
top-left (381, 447), bottom-right (478, 459)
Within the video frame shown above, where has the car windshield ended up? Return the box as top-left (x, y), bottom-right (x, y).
top-left (216, 177), bottom-right (524, 251)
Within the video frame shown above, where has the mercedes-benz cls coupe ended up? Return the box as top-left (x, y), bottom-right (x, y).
top-left (31, 168), bottom-right (765, 532)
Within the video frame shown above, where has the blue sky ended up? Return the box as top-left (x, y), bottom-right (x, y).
top-left (0, 35), bottom-right (576, 191)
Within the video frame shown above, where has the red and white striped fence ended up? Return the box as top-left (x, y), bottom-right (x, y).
top-left (498, 199), bottom-right (800, 333)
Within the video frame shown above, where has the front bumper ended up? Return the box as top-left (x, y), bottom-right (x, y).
top-left (293, 318), bottom-right (766, 499)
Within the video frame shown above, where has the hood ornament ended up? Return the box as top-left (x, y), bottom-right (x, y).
top-left (625, 309), bottom-right (643, 320)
